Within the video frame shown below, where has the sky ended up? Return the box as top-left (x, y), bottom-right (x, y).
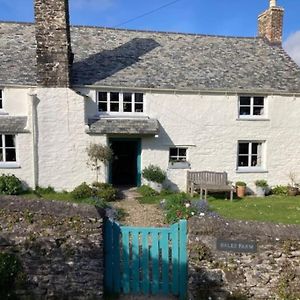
top-left (0, 0), bottom-right (299, 65)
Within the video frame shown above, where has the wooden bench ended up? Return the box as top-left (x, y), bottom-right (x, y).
top-left (187, 171), bottom-right (234, 200)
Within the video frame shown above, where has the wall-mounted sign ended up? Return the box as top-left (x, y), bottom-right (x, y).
top-left (216, 239), bottom-right (257, 253)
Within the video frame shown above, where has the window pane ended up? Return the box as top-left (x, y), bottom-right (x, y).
top-left (5, 135), bottom-right (15, 148)
top-left (110, 92), bottom-right (119, 102)
top-left (240, 96), bottom-right (251, 106)
top-left (98, 102), bottom-right (107, 112)
top-left (0, 149), bottom-right (2, 161)
top-left (0, 90), bottom-right (2, 110)
top-left (135, 103), bottom-right (143, 113)
top-left (98, 92), bottom-right (107, 101)
top-left (6, 149), bottom-right (16, 162)
top-left (123, 93), bottom-right (132, 102)
top-left (0, 136), bottom-right (2, 147)
top-left (239, 143), bottom-right (249, 155)
top-left (238, 156), bottom-right (249, 167)
top-left (251, 155), bottom-right (259, 166)
top-left (252, 143), bottom-right (258, 154)
top-left (135, 93), bottom-right (143, 103)
top-left (240, 107), bottom-right (251, 116)
top-left (253, 106), bottom-right (264, 115)
top-left (254, 97), bottom-right (264, 106)
top-left (179, 148), bottom-right (187, 156)
top-left (170, 148), bottom-right (177, 157)
top-left (110, 102), bottom-right (119, 112)
top-left (123, 102), bottom-right (132, 112)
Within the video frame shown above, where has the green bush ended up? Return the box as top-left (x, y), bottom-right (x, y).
top-left (255, 180), bottom-right (268, 188)
top-left (71, 182), bottom-right (93, 200)
top-left (272, 185), bottom-right (289, 196)
top-left (137, 185), bottom-right (159, 197)
top-left (160, 188), bottom-right (175, 196)
top-left (0, 174), bottom-right (22, 195)
top-left (0, 252), bottom-right (22, 289)
top-left (142, 165), bottom-right (166, 183)
top-left (236, 181), bottom-right (246, 187)
top-left (164, 193), bottom-right (195, 223)
top-left (91, 182), bottom-right (117, 202)
top-left (35, 186), bottom-right (55, 194)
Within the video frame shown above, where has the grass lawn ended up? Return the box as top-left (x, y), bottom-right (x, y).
top-left (137, 189), bottom-right (300, 225)
top-left (207, 195), bottom-right (300, 225)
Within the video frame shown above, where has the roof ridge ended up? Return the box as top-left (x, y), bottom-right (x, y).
top-left (0, 20), bottom-right (260, 40)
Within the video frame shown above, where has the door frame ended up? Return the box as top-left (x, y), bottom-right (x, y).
top-left (108, 138), bottom-right (142, 187)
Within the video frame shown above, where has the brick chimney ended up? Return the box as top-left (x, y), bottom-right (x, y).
top-left (34, 0), bottom-right (73, 87)
top-left (258, 0), bottom-right (284, 45)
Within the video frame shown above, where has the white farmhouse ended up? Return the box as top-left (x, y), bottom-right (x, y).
top-left (0, 0), bottom-right (300, 192)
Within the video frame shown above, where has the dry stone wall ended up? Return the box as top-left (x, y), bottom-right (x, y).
top-left (0, 197), bottom-right (104, 299)
top-left (188, 216), bottom-right (300, 300)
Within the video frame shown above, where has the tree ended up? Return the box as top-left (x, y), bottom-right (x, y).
top-left (86, 143), bottom-right (113, 182)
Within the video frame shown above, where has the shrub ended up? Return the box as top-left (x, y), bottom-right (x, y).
top-left (35, 186), bottom-right (55, 194)
top-left (272, 185), bottom-right (289, 196)
top-left (160, 188), bottom-right (175, 196)
top-left (71, 182), bottom-right (93, 200)
top-left (0, 174), bottom-right (22, 195)
top-left (236, 181), bottom-right (246, 187)
top-left (137, 185), bottom-right (159, 197)
top-left (0, 252), bottom-right (22, 289)
top-left (142, 165), bottom-right (166, 183)
top-left (91, 182), bottom-right (117, 202)
top-left (255, 180), bottom-right (268, 188)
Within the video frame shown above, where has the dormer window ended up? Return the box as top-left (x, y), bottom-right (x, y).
top-left (97, 91), bottom-right (144, 114)
top-left (239, 96), bottom-right (265, 118)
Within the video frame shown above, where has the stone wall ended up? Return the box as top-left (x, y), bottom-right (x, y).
top-left (0, 197), bottom-right (104, 299)
top-left (188, 216), bottom-right (300, 299)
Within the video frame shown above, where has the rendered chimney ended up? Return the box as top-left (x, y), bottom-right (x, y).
top-left (258, 0), bottom-right (284, 44)
top-left (34, 0), bottom-right (73, 87)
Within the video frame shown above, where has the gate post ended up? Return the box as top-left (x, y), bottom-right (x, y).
top-left (179, 220), bottom-right (188, 299)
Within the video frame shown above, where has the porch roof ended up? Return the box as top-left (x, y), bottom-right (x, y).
top-left (0, 116), bottom-right (28, 133)
top-left (87, 118), bottom-right (159, 135)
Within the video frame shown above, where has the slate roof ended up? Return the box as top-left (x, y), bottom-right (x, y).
top-left (87, 118), bottom-right (159, 135)
top-left (0, 116), bottom-right (28, 133)
top-left (1, 21), bottom-right (300, 93)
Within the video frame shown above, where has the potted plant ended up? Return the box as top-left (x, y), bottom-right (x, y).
top-left (254, 180), bottom-right (268, 197)
top-left (236, 181), bottom-right (246, 198)
top-left (142, 165), bottom-right (166, 193)
top-left (288, 171), bottom-right (299, 196)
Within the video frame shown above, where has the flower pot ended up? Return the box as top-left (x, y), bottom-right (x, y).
top-left (148, 181), bottom-right (163, 193)
top-left (236, 185), bottom-right (246, 198)
top-left (256, 186), bottom-right (266, 197)
top-left (288, 187), bottom-right (298, 196)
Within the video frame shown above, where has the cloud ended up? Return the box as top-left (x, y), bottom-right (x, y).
top-left (284, 31), bottom-right (300, 66)
top-left (71, 0), bottom-right (116, 10)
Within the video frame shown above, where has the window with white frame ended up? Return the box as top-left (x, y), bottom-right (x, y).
top-left (0, 89), bottom-right (3, 110)
top-left (169, 147), bottom-right (187, 162)
top-left (239, 96), bottom-right (265, 118)
top-left (237, 141), bottom-right (264, 169)
top-left (0, 135), bottom-right (17, 163)
top-left (97, 91), bottom-right (144, 113)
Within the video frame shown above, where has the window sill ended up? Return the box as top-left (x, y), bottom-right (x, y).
top-left (98, 112), bottom-right (146, 118)
top-left (0, 110), bottom-right (8, 116)
top-left (168, 161), bottom-right (191, 169)
top-left (0, 163), bottom-right (20, 169)
top-left (236, 168), bottom-right (268, 174)
top-left (236, 117), bottom-right (270, 121)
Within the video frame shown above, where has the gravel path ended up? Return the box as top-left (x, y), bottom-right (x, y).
top-left (111, 187), bottom-right (167, 227)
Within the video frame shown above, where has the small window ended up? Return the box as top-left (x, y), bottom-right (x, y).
top-left (0, 134), bottom-right (16, 163)
top-left (0, 89), bottom-right (2, 109)
top-left (238, 141), bottom-right (263, 169)
top-left (97, 91), bottom-right (144, 113)
top-left (169, 147), bottom-right (187, 162)
top-left (239, 96), bottom-right (265, 118)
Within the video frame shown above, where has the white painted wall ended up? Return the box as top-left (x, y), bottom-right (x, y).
top-left (1, 86), bottom-right (300, 193)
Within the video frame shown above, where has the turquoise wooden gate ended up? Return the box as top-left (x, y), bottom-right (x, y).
top-left (104, 219), bottom-right (188, 299)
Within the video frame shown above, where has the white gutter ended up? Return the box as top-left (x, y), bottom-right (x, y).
top-left (28, 92), bottom-right (39, 189)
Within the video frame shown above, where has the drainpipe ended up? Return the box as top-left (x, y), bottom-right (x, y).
top-left (28, 92), bottom-right (39, 189)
